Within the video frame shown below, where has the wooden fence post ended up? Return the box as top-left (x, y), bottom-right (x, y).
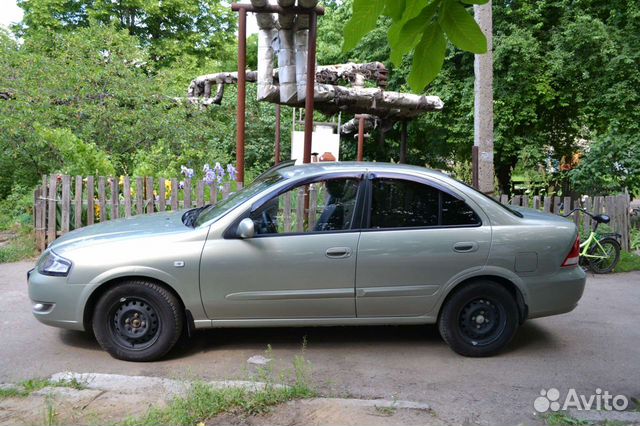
top-left (158, 178), bottom-right (166, 212)
top-left (184, 178), bottom-right (192, 209)
top-left (197, 180), bottom-right (205, 207)
top-left (98, 177), bottom-right (106, 222)
top-left (74, 176), bottom-right (83, 229)
top-left (47, 175), bottom-right (57, 245)
top-left (111, 177), bottom-right (119, 219)
top-left (136, 177), bottom-right (144, 215)
top-left (123, 176), bottom-right (132, 217)
top-left (171, 178), bottom-right (179, 210)
top-left (145, 177), bottom-right (154, 214)
top-left (61, 175), bottom-right (71, 233)
top-left (87, 176), bottom-right (95, 225)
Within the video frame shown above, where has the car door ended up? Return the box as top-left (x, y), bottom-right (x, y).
top-left (355, 174), bottom-right (491, 317)
top-left (200, 175), bottom-right (364, 320)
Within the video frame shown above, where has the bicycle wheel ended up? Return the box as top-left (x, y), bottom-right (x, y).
top-left (587, 237), bottom-right (621, 274)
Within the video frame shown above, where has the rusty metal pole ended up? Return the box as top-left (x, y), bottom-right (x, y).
top-left (399, 121), bottom-right (408, 163)
top-left (357, 115), bottom-right (365, 161)
top-left (236, 6), bottom-right (247, 185)
top-left (275, 104), bottom-right (281, 164)
top-left (302, 11), bottom-right (317, 164)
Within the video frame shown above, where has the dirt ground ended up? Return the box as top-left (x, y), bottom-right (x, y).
top-left (1, 260), bottom-right (639, 425)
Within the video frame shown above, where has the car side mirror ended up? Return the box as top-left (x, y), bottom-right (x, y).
top-left (237, 218), bottom-right (256, 239)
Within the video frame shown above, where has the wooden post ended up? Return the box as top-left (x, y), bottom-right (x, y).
top-left (158, 178), bottom-right (166, 212)
top-left (356, 114), bottom-right (365, 161)
top-left (171, 178), bottom-right (179, 210)
top-left (296, 187), bottom-right (305, 232)
top-left (98, 177), bottom-right (106, 222)
top-left (34, 185), bottom-right (45, 251)
top-left (123, 177), bottom-right (132, 217)
top-left (308, 184), bottom-right (317, 230)
top-left (61, 175), bottom-right (71, 234)
top-left (47, 175), bottom-right (57, 245)
top-left (136, 177), bottom-right (144, 215)
top-left (284, 191), bottom-right (292, 232)
top-left (209, 184), bottom-right (218, 206)
top-left (197, 180), bottom-right (205, 207)
top-left (275, 104), bottom-right (281, 164)
top-left (533, 195), bottom-right (541, 210)
top-left (74, 176), bottom-right (83, 229)
top-left (87, 176), bottom-right (95, 225)
top-left (145, 177), bottom-right (154, 214)
top-left (236, 6), bottom-right (247, 183)
top-left (303, 11), bottom-right (318, 164)
top-left (184, 178), bottom-right (192, 209)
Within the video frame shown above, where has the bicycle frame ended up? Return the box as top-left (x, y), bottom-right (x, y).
top-left (580, 231), bottom-right (608, 259)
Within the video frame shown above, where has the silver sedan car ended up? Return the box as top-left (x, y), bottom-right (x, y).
top-left (28, 162), bottom-right (586, 361)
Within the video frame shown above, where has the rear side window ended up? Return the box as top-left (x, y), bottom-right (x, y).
top-left (369, 178), bottom-right (480, 229)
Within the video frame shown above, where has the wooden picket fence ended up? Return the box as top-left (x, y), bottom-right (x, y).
top-left (498, 193), bottom-right (632, 251)
top-left (33, 174), bottom-right (240, 251)
top-left (33, 174), bottom-right (633, 252)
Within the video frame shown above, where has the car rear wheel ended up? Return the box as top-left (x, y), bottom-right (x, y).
top-left (438, 280), bottom-right (518, 357)
top-left (92, 280), bottom-right (183, 362)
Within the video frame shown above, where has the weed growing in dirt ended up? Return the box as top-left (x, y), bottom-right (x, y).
top-left (0, 377), bottom-right (87, 399)
top-left (124, 342), bottom-right (316, 426)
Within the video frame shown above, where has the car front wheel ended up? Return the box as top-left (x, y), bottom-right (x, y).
top-left (92, 280), bottom-right (183, 362)
top-left (438, 280), bottom-right (519, 357)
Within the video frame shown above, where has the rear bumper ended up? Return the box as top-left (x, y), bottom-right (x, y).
top-left (28, 269), bottom-right (86, 331)
top-left (525, 266), bottom-right (587, 319)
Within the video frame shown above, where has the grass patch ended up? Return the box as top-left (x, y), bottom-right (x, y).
top-left (0, 377), bottom-right (86, 399)
top-left (0, 229), bottom-right (37, 263)
top-left (544, 412), bottom-right (590, 425)
top-left (124, 342), bottom-right (316, 426)
top-left (613, 251), bottom-right (640, 273)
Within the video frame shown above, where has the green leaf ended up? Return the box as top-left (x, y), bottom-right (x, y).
top-left (460, 0), bottom-right (489, 4)
top-left (342, 0), bottom-right (386, 52)
top-left (439, 0), bottom-right (487, 53)
top-left (389, 0), bottom-right (441, 66)
top-left (383, 0), bottom-right (405, 20)
top-left (407, 22), bottom-right (447, 92)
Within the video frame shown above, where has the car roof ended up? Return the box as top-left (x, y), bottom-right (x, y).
top-left (277, 161), bottom-right (451, 180)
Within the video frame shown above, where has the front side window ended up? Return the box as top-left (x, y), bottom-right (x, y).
top-left (251, 178), bottom-right (360, 235)
top-left (369, 178), bottom-right (479, 229)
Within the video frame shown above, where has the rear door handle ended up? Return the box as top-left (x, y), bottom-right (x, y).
top-left (325, 247), bottom-right (352, 259)
top-left (453, 242), bottom-right (479, 253)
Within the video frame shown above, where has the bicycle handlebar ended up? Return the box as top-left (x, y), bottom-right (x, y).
top-left (561, 207), bottom-right (596, 218)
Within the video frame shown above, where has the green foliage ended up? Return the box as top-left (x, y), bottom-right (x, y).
top-left (15, 0), bottom-right (237, 67)
top-left (570, 131), bottom-right (640, 196)
top-left (615, 250), bottom-right (640, 273)
top-left (343, 0), bottom-right (489, 91)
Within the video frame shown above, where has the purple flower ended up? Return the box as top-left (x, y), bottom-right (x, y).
top-left (203, 169), bottom-right (216, 185)
top-left (180, 165), bottom-right (194, 178)
top-left (213, 162), bottom-right (224, 178)
top-left (227, 164), bottom-right (237, 181)
top-left (203, 163), bottom-right (210, 172)
top-left (178, 180), bottom-right (185, 189)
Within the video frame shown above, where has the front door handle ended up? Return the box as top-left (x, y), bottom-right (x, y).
top-left (325, 247), bottom-right (352, 259)
top-left (453, 242), bottom-right (479, 253)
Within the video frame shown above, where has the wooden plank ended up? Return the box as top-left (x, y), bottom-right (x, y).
top-left (511, 195), bottom-right (521, 207)
top-left (196, 180), bottom-right (205, 207)
top-left (284, 191), bottom-right (292, 232)
top-left (543, 196), bottom-right (551, 213)
top-left (136, 177), bottom-right (144, 215)
top-left (184, 178), bottom-right (192, 209)
top-left (123, 176), bottom-right (132, 217)
top-left (109, 177), bottom-right (118, 220)
top-left (522, 195), bottom-right (529, 209)
top-left (87, 176), bottom-right (95, 225)
top-left (296, 187), bottom-right (305, 232)
top-left (34, 186), bottom-right (45, 251)
top-left (500, 194), bottom-right (508, 205)
top-left (209, 184), bottom-right (218, 206)
top-left (47, 175), bottom-right (57, 245)
top-left (563, 196), bottom-right (572, 217)
top-left (171, 178), bottom-right (179, 210)
top-left (98, 177), bottom-right (106, 222)
top-left (533, 196), bottom-right (541, 210)
top-left (553, 196), bottom-right (562, 215)
top-left (222, 182), bottom-right (230, 200)
top-left (61, 175), bottom-right (71, 233)
top-left (158, 178), bottom-right (166, 212)
top-left (145, 177), bottom-right (154, 214)
top-left (583, 196), bottom-right (592, 232)
top-left (308, 185), bottom-right (318, 230)
top-left (74, 176), bottom-right (83, 229)
top-left (237, 181), bottom-right (243, 191)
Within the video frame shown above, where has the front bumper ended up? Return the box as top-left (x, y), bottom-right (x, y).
top-left (28, 268), bottom-right (86, 331)
top-left (525, 266), bottom-right (587, 319)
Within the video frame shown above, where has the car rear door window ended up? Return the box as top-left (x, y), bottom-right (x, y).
top-left (369, 178), bottom-right (479, 229)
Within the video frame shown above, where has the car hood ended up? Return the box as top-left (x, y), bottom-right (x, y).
top-left (49, 211), bottom-right (190, 253)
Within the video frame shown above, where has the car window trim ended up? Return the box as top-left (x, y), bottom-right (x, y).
top-left (224, 172), bottom-right (366, 239)
top-left (363, 172), bottom-right (482, 230)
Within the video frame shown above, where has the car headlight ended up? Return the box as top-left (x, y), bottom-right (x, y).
top-left (37, 251), bottom-right (72, 277)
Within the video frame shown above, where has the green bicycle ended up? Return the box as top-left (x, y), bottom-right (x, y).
top-left (562, 208), bottom-right (621, 273)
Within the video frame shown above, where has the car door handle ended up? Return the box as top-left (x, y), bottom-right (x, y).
top-left (453, 242), bottom-right (479, 253)
top-left (325, 247), bottom-right (352, 259)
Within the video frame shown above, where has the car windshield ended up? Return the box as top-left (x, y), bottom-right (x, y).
top-left (193, 172), bottom-right (286, 227)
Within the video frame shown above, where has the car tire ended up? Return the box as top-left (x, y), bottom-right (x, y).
top-left (92, 280), bottom-right (183, 362)
top-left (438, 280), bottom-right (519, 357)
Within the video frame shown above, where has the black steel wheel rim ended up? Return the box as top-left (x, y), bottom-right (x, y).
top-left (108, 297), bottom-right (161, 351)
top-left (458, 297), bottom-right (506, 346)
